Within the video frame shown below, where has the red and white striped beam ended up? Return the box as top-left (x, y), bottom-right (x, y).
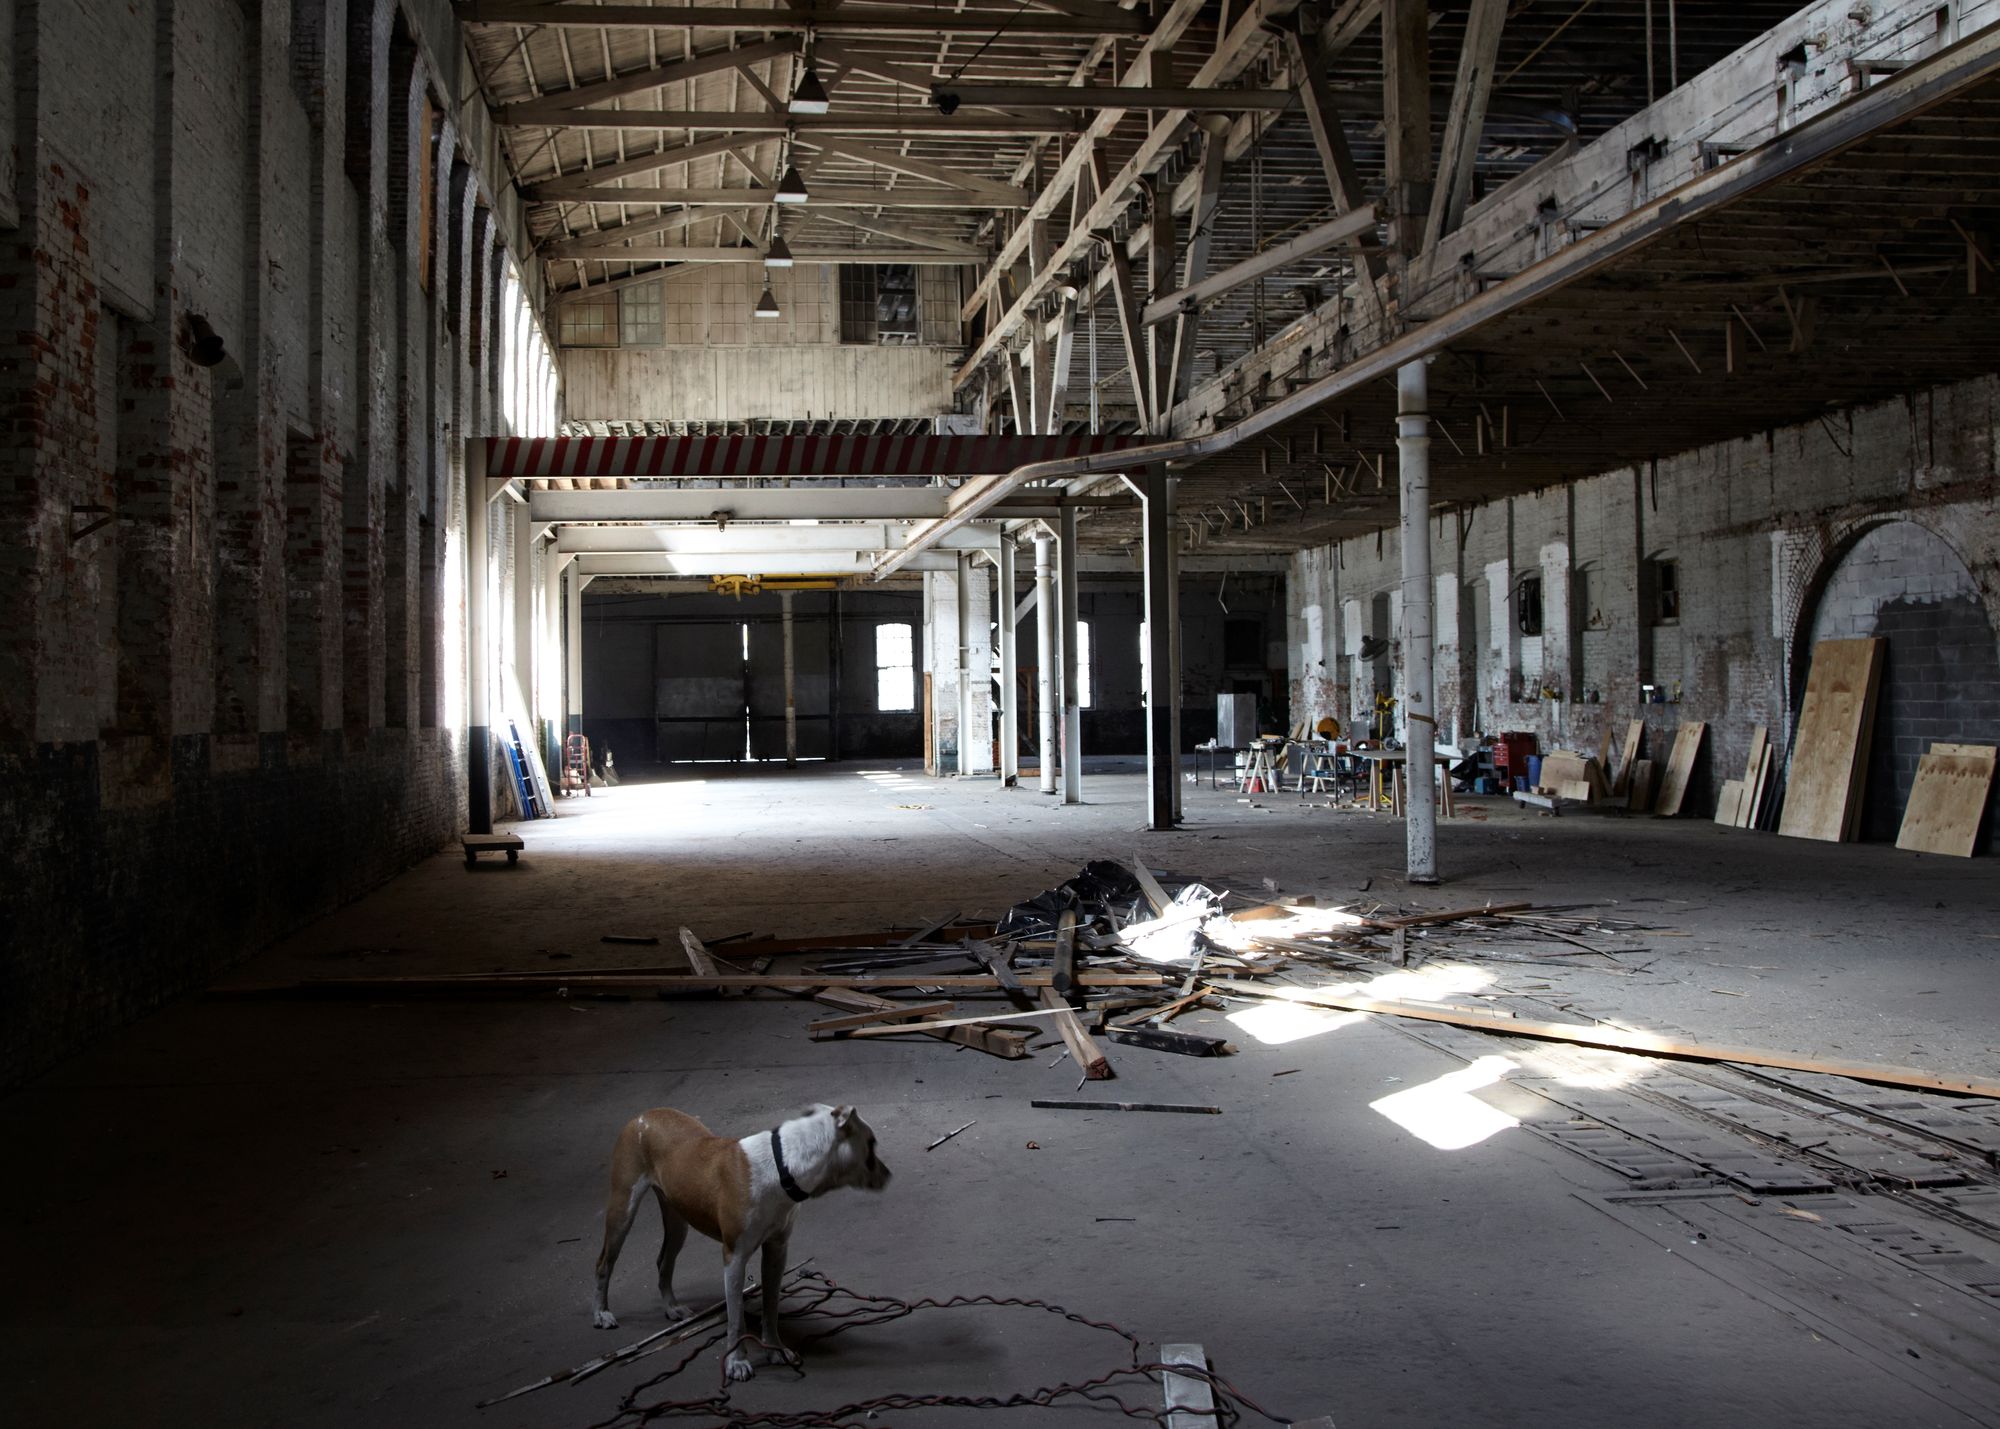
top-left (482, 434), bottom-right (1145, 481)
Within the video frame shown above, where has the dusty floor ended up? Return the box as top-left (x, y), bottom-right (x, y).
top-left (4, 760), bottom-right (1999, 1427)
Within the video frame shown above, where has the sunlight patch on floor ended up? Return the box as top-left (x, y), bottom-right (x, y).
top-left (1370, 1056), bottom-right (1522, 1151)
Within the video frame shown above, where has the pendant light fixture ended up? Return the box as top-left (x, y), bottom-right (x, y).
top-left (754, 281), bottom-right (782, 319)
top-left (764, 233), bottom-right (794, 268)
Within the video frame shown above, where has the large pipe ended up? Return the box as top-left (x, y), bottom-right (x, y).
top-left (997, 541), bottom-right (1019, 785)
top-left (466, 445), bottom-right (493, 833)
top-left (1398, 359), bottom-right (1439, 885)
top-left (782, 590), bottom-right (797, 766)
top-left (1034, 530), bottom-right (1057, 794)
top-left (955, 551), bottom-right (973, 776)
top-left (1059, 505), bottom-right (1083, 804)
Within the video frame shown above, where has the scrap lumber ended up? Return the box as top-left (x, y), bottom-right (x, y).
top-left (1053, 908), bottom-right (1078, 997)
top-left (1206, 979), bottom-right (2000, 1099)
top-left (1131, 857), bottom-right (1174, 916)
top-left (834, 1005), bottom-right (1086, 1039)
top-left (256, 971), bottom-right (1170, 998)
top-left (1610, 718), bottom-right (1645, 794)
top-left (723, 925), bottom-right (996, 955)
top-left (1713, 779), bottom-right (1745, 827)
top-left (1107, 1026), bottom-right (1236, 1057)
top-left (1365, 902), bottom-right (1530, 930)
top-left (1038, 986), bottom-right (1113, 1079)
top-left (1651, 723), bottom-right (1707, 816)
top-left (1896, 742), bottom-right (1998, 857)
top-left (1031, 1099), bottom-right (1220, 1114)
top-left (813, 988), bottom-right (1031, 1060)
top-left (1734, 725), bottom-right (1770, 828)
top-left (805, 1000), bottom-right (955, 1034)
top-left (1780, 637), bottom-right (1886, 842)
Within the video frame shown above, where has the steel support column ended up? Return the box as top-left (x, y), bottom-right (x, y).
top-left (997, 542), bottom-right (1020, 785)
top-left (565, 562), bottom-right (585, 737)
top-left (1035, 531), bottom-right (1058, 794)
top-left (1059, 506), bottom-right (1083, 804)
top-left (1398, 359), bottom-right (1439, 884)
top-left (782, 590), bottom-right (798, 766)
top-left (1142, 470), bottom-right (1177, 829)
top-left (511, 500), bottom-right (533, 724)
top-left (466, 446), bottom-right (494, 833)
top-left (542, 546), bottom-right (564, 771)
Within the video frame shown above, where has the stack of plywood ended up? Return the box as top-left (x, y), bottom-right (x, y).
top-left (1778, 638), bottom-right (1886, 843)
top-left (1895, 743), bottom-right (1998, 857)
top-left (1539, 750), bottom-right (1610, 803)
top-left (1715, 725), bottom-right (1777, 830)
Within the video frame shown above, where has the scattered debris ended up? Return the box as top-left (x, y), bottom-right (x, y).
top-left (926, 1120), bottom-right (976, 1152)
top-left (600, 934), bottom-right (659, 946)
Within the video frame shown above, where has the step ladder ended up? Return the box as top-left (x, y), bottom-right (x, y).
top-left (562, 733), bottom-right (593, 797)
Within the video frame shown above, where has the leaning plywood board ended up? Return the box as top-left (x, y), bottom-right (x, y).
top-left (1610, 718), bottom-right (1645, 794)
top-left (1734, 726), bottom-right (1768, 828)
top-left (1713, 779), bottom-right (1745, 827)
top-left (1626, 760), bottom-right (1657, 811)
top-left (1896, 743), bottom-right (1998, 857)
top-left (1651, 723), bottom-right (1707, 816)
top-left (1780, 638), bottom-right (1886, 842)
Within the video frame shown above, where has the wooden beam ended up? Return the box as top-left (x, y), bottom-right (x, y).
top-left (513, 110), bottom-right (1083, 135)
top-left (834, 1004), bottom-right (1086, 1038)
top-left (1045, 293), bottom-right (1079, 434)
top-left (814, 987), bottom-right (1031, 1058)
top-left (273, 971), bottom-right (1170, 995)
top-left (1103, 197), bottom-right (1157, 432)
top-left (547, 246), bottom-right (977, 265)
top-left (1146, 179), bottom-right (1179, 431)
top-left (528, 137), bottom-right (772, 200)
top-left (1380, 0), bottom-right (1431, 257)
top-left (799, 137), bottom-right (1033, 207)
top-left (1039, 986), bottom-right (1113, 1079)
top-left (498, 38), bottom-right (796, 120)
top-left (1282, 24), bottom-right (1385, 313)
top-left (1207, 980), bottom-right (2000, 1099)
top-left (955, 0), bottom-right (1295, 375)
top-left (1423, 0), bottom-right (1507, 251)
top-left (804, 1000), bottom-right (956, 1033)
top-left (456, 4), bottom-right (1150, 34)
top-left (547, 186), bottom-right (1019, 208)
top-left (1142, 205), bottom-right (1377, 326)
top-left (931, 85), bottom-right (1300, 110)
top-left (1166, 131), bottom-right (1227, 411)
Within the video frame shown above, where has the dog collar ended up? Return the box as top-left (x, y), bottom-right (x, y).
top-left (770, 1127), bottom-right (810, 1203)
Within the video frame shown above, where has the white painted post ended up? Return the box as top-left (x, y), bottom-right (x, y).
top-left (1059, 505), bottom-right (1084, 804)
top-left (956, 551), bottom-right (973, 776)
top-left (1398, 359), bottom-right (1439, 884)
top-left (565, 562), bottom-right (585, 738)
top-left (1035, 531), bottom-right (1058, 794)
top-left (997, 542), bottom-right (1020, 785)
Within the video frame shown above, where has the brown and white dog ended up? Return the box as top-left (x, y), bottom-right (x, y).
top-left (591, 1103), bottom-right (891, 1381)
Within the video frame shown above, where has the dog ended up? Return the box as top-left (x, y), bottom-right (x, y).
top-left (591, 1103), bottom-right (891, 1381)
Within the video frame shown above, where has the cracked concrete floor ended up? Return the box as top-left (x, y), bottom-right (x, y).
top-left (3, 760), bottom-right (1997, 1427)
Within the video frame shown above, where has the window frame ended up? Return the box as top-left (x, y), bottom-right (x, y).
top-left (874, 621), bottom-right (916, 712)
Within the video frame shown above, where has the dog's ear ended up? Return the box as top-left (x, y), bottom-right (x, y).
top-left (832, 1105), bottom-right (855, 1129)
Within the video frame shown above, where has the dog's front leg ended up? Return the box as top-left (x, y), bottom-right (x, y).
top-left (721, 1243), bottom-right (757, 1382)
top-left (758, 1235), bottom-right (796, 1367)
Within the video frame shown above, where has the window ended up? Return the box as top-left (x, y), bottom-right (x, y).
top-left (1075, 621), bottom-right (1093, 708)
top-left (839, 264), bottom-right (919, 344)
top-left (1655, 559), bottom-right (1680, 624)
top-left (1517, 574), bottom-right (1544, 637)
top-left (875, 623), bottom-right (915, 712)
top-left (620, 281), bottom-right (663, 346)
top-left (558, 294), bottom-right (618, 347)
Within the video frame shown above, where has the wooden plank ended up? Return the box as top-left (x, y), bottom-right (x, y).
top-left (1365, 902), bottom-right (1530, 930)
top-left (277, 971), bottom-right (1169, 996)
top-left (1747, 746), bottom-right (1775, 830)
top-left (1627, 759), bottom-right (1657, 811)
top-left (1896, 742), bottom-right (1998, 857)
top-left (678, 928), bottom-right (721, 979)
top-left (1039, 986), bottom-right (1113, 1079)
top-left (1163, 1344), bottom-right (1219, 1429)
top-left (1610, 718), bottom-right (1645, 794)
top-left (1206, 980), bottom-right (2000, 1099)
top-left (813, 988), bottom-right (1031, 1059)
top-left (1713, 779), bottom-right (1745, 827)
top-left (836, 1004), bottom-right (1086, 1039)
top-left (1130, 856), bottom-right (1174, 916)
top-left (1053, 908), bottom-right (1078, 997)
top-left (1736, 725), bottom-right (1769, 828)
top-left (1779, 638), bottom-right (1886, 842)
top-left (805, 1000), bottom-right (955, 1034)
top-left (1651, 722), bottom-right (1707, 817)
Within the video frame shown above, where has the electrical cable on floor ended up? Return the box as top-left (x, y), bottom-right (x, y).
top-left (583, 1269), bottom-right (1292, 1427)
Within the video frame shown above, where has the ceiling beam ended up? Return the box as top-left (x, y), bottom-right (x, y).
top-left (555, 525), bottom-right (1001, 556)
top-left (1142, 206), bottom-right (1378, 326)
top-left (455, 4), bottom-right (1149, 34)
top-left (500, 109), bottom-right (1082, 134)
top-left (497, 38), bottom-right (796, 120)
top-left (528, 488), bottom-right (1124, 523)
top-left (931, 85), bottom-right (1301, 110)
top-left (574, 552), bottom-right (967, 577)
top-left (526, 136), bottom-right (771, 199)
top-left (798, 137), bottom-right (1033, 207)
top-left (544, 186), bottom-right (1018, 208)
top-left (1424, 0), bottom-right (1509, 251)
top-left (543, 246), bottom-right (977, 264)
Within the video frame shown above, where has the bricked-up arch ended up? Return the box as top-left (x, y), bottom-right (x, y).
top-left (1799, 520), bottom-right (2000, 848)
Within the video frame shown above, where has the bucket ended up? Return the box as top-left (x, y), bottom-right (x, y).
top-left (1526, 755), bottom-right (1542, 788)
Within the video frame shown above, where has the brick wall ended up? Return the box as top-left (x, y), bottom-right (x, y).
top-left (1290, 372), bottom-right (2000, 830)
top-left (0, 0), bottom-right (548, 1085)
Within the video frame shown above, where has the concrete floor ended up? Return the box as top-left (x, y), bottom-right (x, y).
top-left (4, 761), bottom-right (1999, 1426)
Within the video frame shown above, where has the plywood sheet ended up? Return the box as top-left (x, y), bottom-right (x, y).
top-left (1652, 723), bottom-right (1707, 817)
top-left (1896, 743), bottom-right (1997, 858)
top-left (1779, 638), bottom-right (1886, 843)
top-left (1714, 779), bottom-right (1745, 827)
top-left (1734, 726), bottom-right (1768, 828)
top-left (1626, 760), bottom-right (1657, 811)
top-left (1610, 718), bottom-right (1645, 794)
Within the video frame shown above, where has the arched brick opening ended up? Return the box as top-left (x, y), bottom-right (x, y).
top-left (1797, 520), bottom-right (2000, 847)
